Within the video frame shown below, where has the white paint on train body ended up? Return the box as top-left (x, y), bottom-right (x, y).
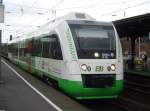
top-left (8, 12), bottom-right (123, 88)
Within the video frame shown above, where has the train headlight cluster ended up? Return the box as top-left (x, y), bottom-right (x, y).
top-left (107, 64), bottom-right (116, 71)
top-left (107, 66), bottom-right (111, 71)
top-left (111, 64), bottom-right (116, 71)
top-left (94, 52), bottom-right (100, 58)
top-left (87, 66), bottom-right (91, 71)
top-left (81, 64), bottom-right (87, 71)
top-left (81, 64), bottom-right (91, 71)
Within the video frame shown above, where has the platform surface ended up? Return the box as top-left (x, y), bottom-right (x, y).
top-left (0, 59), bottom-right (89, 111)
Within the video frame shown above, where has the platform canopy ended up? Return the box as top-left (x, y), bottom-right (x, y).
top-left (113, 13), bottom-right (150, 38)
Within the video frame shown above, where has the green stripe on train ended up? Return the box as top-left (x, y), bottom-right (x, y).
top-left (59, 79), bottom-right (123, 99)
top-left (14, 58), bottom-right (123, 99)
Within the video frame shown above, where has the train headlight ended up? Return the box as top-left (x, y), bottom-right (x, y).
top-left (107, 66), bottom-right (111, 71)
top-left (87, 66), bottom-right (91, 71)
top-left (94, 52), bottom-right (99, 58)
top-left (111, 64), bottom-right (116, 71)
top-left (81, 64), bottom-right (87, 71)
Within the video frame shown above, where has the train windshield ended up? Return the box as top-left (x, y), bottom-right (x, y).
top-left (69, 23), bottom-right (116, 59)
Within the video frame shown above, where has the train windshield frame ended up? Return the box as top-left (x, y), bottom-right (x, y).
top-left (68, 20), bottom-right (116, 59)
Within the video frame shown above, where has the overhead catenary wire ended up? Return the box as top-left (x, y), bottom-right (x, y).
top-left (56, 1), bottom-right (122, 11)
top-left (4, 1), bottom-right (50, 12)
top-left (56, 0), bottom-right (105, 10)
top-left (4, 0), bottom-right (144, 16)
top-left (54, 0), bottom-right (143, 11)
top-left (9, 0), bottom-right (65, 36)
top-left (99, 0), bottom-right (150, 17)
top-left (4, 0), bottom-right (149, 38)
top-left (4, 0), bottom-right (114, 13)
top-left (5, 0), bottom-right (122, 28)
top-left (24, 0), bottom-right (65, 25)
top-left (21, 0), bottom-right (148, 26)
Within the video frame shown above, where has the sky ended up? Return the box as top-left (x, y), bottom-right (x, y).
top-left (0, 0), bottom-right (150, 43)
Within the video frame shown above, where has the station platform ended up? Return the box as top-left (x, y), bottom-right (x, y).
top-left (0, 59), bottom-right (89, 111)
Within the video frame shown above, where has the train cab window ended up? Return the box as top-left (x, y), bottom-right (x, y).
top-left (51, 34), bottom-right (63, 60)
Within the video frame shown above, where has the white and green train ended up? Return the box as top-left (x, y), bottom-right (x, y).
top-left (7, 13), bottom-right (123, 99)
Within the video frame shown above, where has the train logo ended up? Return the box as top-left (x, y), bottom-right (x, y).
top-left (95, 66), bottom-right (104, 72)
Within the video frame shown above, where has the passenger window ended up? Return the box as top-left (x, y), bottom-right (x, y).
top-left (32, 38), bottom-right (42, 57)
top-left (32, 34), bottom-right (63, 60)
top-left (51, 34), bottom-right (63, 60)
top-left (41, 36), bottom-right (51, 58)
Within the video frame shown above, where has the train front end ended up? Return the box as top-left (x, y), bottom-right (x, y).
top-left (59, 19), bottom-right (123, 99)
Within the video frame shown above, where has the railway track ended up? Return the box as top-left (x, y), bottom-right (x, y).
top-left (81, 72), bottom-right (150, 111)
top-left (124, 72), bottom-right (150, 85)
top-left (79, 99), bottom-right (127, 111)
top-left (125, 80), bottom-right (150, 95)
top-left (115, 96), bottom-right (150, 111)
top-left (124, 72), bottom-right (150, 94)
top-left (70, 72), bottom-right (150, 111)
top-left (115, 72), bottom-right (150, 111)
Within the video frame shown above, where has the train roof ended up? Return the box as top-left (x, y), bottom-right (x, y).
top-left (9, 12), bottom-right (112, 44)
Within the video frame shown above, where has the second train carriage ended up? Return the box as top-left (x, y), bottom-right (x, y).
top-left (8, 13), bottom-right (123, 99)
